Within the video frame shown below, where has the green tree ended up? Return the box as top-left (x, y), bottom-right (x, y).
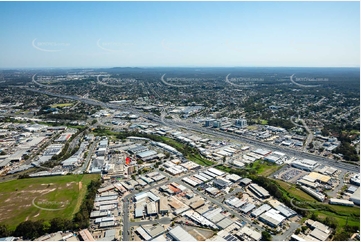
top-left (261, 231), bottom-right (272, 241)
top-left (0, 224), bottom-right (11, 237)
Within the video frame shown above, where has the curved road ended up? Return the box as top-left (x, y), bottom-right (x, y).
top-left (32, 74), bottom-right (59, 88)
top-left (21, 87), bottom-right (359, 172)
top-left (160, 74), bottom-right (191, 88)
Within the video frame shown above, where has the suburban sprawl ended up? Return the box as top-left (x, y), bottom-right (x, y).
top-left (0, 67), bottom-right (359, 241)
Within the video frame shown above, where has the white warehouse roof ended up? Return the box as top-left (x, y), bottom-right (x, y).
top-left (168, 225), bottom-right (197, 241)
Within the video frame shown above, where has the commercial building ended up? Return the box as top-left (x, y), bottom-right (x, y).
top-left (137, 150), bottom-right (158, 161)
top-left (309, 228), bottom-right (330, 241)
top-left (146, 202), bottom-right (158, 216)
top-left (239, 178), bottom-right (252, 186)
top-left (251, 204), bottom-right (271, 217)
top-left (139, 224), bottom-right (165, 240)
top-left (98, 229), bottom-right (116, 241)
top-left (235, 118), bottom-right (247, 128)
top-left (208, 168), bottom-right (224, 177)
top-left (135, 207), bottom-right (144, 218)
top-left (204, 119), bottom-right (216, 127)
top-left (240, 203), bottom-right (256, 214)
top-left (213, 179), bottom-right (229, 190)
top-left (292, 159), bottom-right (318, 171)
top-left (203, 208), bottom-right (225, 223)
top-left (259, 209), bottom-right (286, 228)
top-left (350, 173), bottom-right (360, 186)
top-left (248, 183), bottom-right (270, 199)
top-left (275, 204), bottom-right (297, 218)
top-left (205, 187), bottom-right (221, 196)
top-left (349, 187), bottom-right (360, 205)
top-left (237, 226), bottom-right (262, 241)
top-left (226, 174), bottom-right (242, 182)
top-left (168, 225), bottom-right (197, 241)
top-left (300, 185), bottom-right (325, 202)
top-left (305, 219), bottom-right (331, 239)
top-left (182, 210), bottom-right (218, 229)
top-left (216, 217), bottom-right (234, 229)
top-left (307, 172), bottom-right (331, 184)
top-left (252, 148), bottom-right (272, 156)
top-left (79, 229), bottom-right (95, 241)
top-left (329, 198), bottom-right (354, 207)
top-left (213, 120), bottom-right (222, 128)
top-left (159, 197), bottom-right (169, 214)
top-left (290, 234), bottom-right (306, 241)
top-left (225, 197), bottom-right (246, 208)
top-left (190, 200), bottom-right (205, 210)
top-left (347, 185), bottom-right (358, 194)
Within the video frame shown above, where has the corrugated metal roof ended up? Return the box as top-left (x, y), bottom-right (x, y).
top-left (168, 225), bottom-right (196, 241)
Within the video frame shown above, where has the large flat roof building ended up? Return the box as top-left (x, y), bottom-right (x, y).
top-left (292, 159), bottom-right (318, 171)
top-left (251, 204), bottom-right (271, 217)
top-left (237, 226), bottom-right (262, 241)
top-left (275, 204), bottom-right (297, 218)
top-left (146, 202), bottom-right (158, 216)
top-left (168, 225), bottom-right (197, 241)
top-left (79, 229), bottom-right (94, 241)
top-left (259, 209), bottom-right (285, 228)
top-left (248, 183), bottom-right (270, 199)
top-left (329, 198), bottom-right (354, 207)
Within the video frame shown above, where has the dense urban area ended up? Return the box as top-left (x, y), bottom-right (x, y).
top-left (0, 67), bottom-right (359, 241)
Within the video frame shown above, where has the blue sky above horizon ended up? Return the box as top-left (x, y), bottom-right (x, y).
top-left (0, 1), bottom-right (359, 68)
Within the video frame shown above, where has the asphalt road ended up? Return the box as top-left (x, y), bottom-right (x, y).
top-left (129, 217), bottom-right (171, 227)
top-left (272, 222), bottom-right (300, 241)
top-left (161, 118), bottom-right (359, 172)
top-left (22, 86), bottom-right (359, 173)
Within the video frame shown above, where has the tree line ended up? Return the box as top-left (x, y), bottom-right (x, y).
top-left (0, 178), bottom-right (101, 240)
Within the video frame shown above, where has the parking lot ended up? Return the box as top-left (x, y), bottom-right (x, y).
top-left (276, 167), bottom-right (308, 183)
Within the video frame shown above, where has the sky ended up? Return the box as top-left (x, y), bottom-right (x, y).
top-left (0, 1), bottom-right (359, 68)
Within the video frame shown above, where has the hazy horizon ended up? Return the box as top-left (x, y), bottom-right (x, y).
top-left (0, 1), bottom-right (359, 68)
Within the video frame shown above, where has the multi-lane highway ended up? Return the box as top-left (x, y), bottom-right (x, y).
top-left (160, 118), bottom-right (360, 173)
top-left (22, 86), bottom-right (360, 173)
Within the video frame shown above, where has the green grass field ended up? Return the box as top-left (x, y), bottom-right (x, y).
top-left (259, 119), bottom-right (268, 125)
top-left (0, 174), bottom-right (100, 230)
top-left (273, 179), bottom-right (316, 201)
top-left (51, 103), bottom-right (74, 108)
top-left (157, 136), bottom-right (215, 166)
top-left (274, 179), bottom-right (360, 233)
top-left (251, 160), bottom-right (281, 176)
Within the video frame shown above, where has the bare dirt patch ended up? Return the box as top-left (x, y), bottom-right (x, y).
top-left (66, 181), bottom-right (76, 187)
top-left (78, 182), bottom-right (82, 190)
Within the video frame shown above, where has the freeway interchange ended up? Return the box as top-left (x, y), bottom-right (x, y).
top-left (22, 86), bottom-right (360, 173)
